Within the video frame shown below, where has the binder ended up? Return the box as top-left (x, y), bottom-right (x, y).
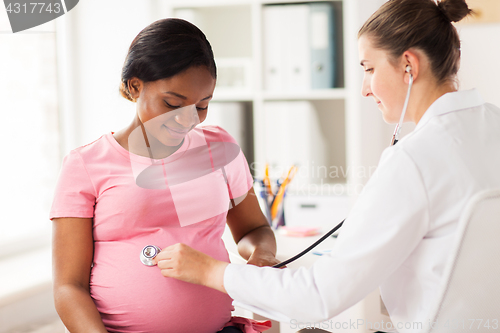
top-left (263, 101), bottom-right (327, 191)
top-left (282, 4), bottom-right (311, 91)
top-left (262, 5), bottom-right (285, 91)
top-left (263, 3), bottom-right (337, 91)
top-left (310, 2), bottom-right (336, 89)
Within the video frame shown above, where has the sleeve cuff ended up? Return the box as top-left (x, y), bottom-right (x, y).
top-left (224, 263), bottom-right (237, 299)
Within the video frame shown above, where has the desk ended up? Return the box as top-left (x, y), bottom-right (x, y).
top-left (222, 226), bottom-right (393, 333)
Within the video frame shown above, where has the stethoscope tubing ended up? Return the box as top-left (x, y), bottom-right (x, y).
top-left (272, 219), bottom-right (344, 268)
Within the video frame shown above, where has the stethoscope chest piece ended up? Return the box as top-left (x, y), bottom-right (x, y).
top-left (140, 245), bottom-right (161, 266)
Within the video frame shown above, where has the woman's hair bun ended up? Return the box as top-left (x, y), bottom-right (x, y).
top-left (437, 0), bottom-right (472, 23)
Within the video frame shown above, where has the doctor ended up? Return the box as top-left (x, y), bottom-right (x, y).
top-left (153, 0), bottom-right (500, 331)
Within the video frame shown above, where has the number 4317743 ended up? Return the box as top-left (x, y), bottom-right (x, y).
top-left (6, 2), bottom-right (62, 14)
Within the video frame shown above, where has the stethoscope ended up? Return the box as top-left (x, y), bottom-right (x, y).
top-left (140, 66), bottom-right (414, 268)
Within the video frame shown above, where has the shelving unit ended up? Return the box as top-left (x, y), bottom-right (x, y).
top-left (156, 0), bottom-right (393, 188)
top-left (156, 0), bottom-right (362, 195)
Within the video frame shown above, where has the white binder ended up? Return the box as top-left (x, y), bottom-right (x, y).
top-left (263, 101), bottom-right (327, 191)
top-left (282, 4), bottom-right (311, 91)
top-left (262, 5), bottom-right (285, 91)
top-left (263, 3), bottom-right (336, 91)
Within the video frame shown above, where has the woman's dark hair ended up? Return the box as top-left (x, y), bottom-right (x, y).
top-left (358, 0), bottom-right (472, 84)
top-left (119, 18), bottom-right (217, 102)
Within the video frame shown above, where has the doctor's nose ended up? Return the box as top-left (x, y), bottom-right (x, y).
top-left (174, 105), bottom-right (197, 129)
top-left (361, 77), bottom-right (371, 98)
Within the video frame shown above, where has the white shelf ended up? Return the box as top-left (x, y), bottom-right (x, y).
top-left (168, 0), bottom-right (343, 7)
top-left (168, 0), bottom-right (254, 8)
top-left (260, 0), bottom-right (342, 4)
top-left (212, 89), bottom-right (347, 102)
top-left (212, 90), bottom-right (255, 102)
top-left (262, 88), bottom-right (347, 101)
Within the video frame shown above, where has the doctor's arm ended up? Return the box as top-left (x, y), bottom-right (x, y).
top-left (52, 218), bottom-right (108, 333)
top-left (157, 148), bottom-right (430, 321)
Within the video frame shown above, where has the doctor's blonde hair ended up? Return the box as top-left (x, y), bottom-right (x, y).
top-left (358, 0), bottom-right (472, 84)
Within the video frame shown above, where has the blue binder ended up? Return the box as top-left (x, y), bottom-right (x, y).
top-left (309, 2), bottom-right (336, 89)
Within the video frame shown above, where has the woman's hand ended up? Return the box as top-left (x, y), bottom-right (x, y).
top-left (226, 189), bottom-right (280, 266)
top-left (246, 248), bottom-right (282, 267)
top-left (154, 243), bottom-right (229, 293)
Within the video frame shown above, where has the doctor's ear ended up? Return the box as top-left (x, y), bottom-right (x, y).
top-left (402, 50), bottom-right (420, 84)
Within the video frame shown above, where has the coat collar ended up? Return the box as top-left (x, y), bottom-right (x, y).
top-left (415, 89), bottom-right (485, 131)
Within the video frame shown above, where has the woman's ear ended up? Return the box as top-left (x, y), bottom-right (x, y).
top-left (402, 50), bottom-right (420, 84)
top-left (128, 77), bottom-right (143, 100)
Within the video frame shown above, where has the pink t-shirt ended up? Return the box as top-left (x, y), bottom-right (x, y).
top-left (50, 126), bottom-right (253, 333)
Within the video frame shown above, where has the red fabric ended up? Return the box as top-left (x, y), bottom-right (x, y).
top-left (223, 316), bottom-right (272, 333)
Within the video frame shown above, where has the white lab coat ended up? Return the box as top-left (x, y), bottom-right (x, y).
top-left (224, 89), bottom-right (500, 333)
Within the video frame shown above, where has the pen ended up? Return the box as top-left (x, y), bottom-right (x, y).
top-left (263, 163), bottom-right (273, 200)
top-left (270, 166), bottom-right (297, 221)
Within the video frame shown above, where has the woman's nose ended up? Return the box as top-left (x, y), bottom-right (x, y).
top-left (174, 105), bottom-right (197, 128)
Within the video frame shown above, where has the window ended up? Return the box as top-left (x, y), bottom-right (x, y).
top-left (0, 15), bottom-right (59, 251)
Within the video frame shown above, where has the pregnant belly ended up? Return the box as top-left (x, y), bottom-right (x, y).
top-left (90, 244), bottom-right (233, 333)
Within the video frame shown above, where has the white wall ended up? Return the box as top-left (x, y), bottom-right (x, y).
top-left (458, 23), bottom-right (500, 107)
top-left (58, 0), bottom-right (157, 152)
top-left (344, 0), bottom-right (391, 191)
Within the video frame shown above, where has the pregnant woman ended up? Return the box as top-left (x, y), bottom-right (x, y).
top-left (50, 18), bottom-right (279, 333)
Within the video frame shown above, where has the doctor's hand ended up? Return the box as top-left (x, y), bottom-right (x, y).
top-left (153, 243), bottom-right (228, 293)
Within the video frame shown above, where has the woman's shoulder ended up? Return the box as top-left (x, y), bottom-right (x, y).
top-left (64, 133), bottom-right (115, 164)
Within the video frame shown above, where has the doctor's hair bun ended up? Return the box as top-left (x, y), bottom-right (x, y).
top-left (358, 0), bottom-right (471, 85)
top-left (437, 0), bottom-right (472, 23)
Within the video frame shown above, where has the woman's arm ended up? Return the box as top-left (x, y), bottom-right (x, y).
top-left (226, 188), bottom-right (280, 267)
top-left (52, 218), bottom-right (108, 333)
